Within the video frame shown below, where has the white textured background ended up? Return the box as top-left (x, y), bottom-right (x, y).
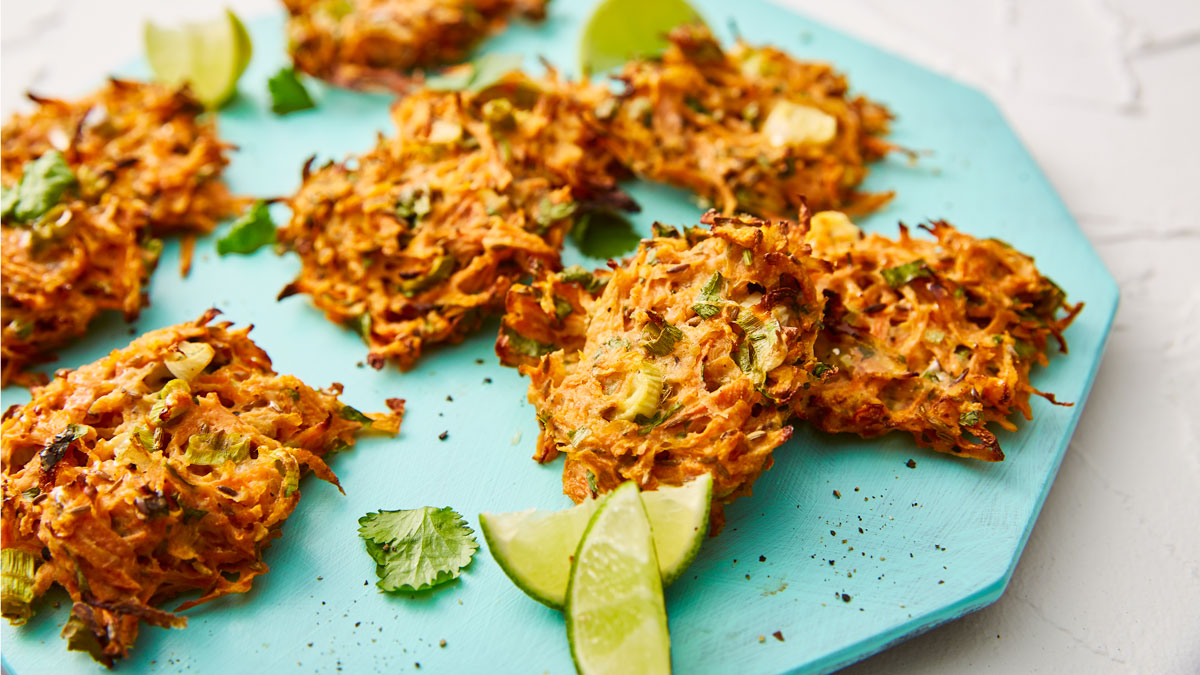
top-left (2, 1), bottom-right (1198, 672)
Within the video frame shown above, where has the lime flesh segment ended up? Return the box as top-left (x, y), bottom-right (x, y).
top-left (642, 473), bottom-right (712, 586)
top-left (145, 10), bottom-right (249, 108)
top-left (480, 497), bottom-right (601, 610)
top-left (579, 0), bottom-right (706, 76)
top-left (567, 482), bottom-right (670, 675)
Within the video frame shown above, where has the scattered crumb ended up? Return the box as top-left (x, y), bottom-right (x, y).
top-left (772, 631), bottom-right (784, 642)
top-left (758, 635), bottom-right (765, 643)
top-left (511, 430), bottom-right (522, 445)
top-left (832, 489), bottom-right (841, 498)
top-left (438, 431), bottom-right (449, 441)
top-left (759, 555), bottom-right (766, 562)
top-left (841, 593), bottom-right (852, 603)
top-left (906, 459), bottom-right (917, 469)
top-left (439, 639), bottom-right (447, 648)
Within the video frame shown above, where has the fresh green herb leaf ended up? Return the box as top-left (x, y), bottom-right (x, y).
top-left (560, 265), bottom-right (607, 293)
top-left (959, 410), bottom-right (980, 427)
top-left (6, 151), bottom-right (76, 224)
top-left (9, 319), bottom-right (34, 340)
top-left (425, 53), bottom-right (525, 92)
top-left (812, 362), bottom-right (833, 377)
top-left (692, 272), bottom-right (724, 318)
top-left (357, 507), bottom-right (478, 592)
top-left (267, 67), bottom-right (316, 115)
top-left (181, 504), bottom-right (208, 524)
top-left (570, 210), bottom-right (639, 260)
top-left (216, 201), bottom-right (275, 255)
top-left (642, 319), bottom-right (683, 356)
top-left (340, 405), bottom-right (372, 426)
top-left (881, 259), bottom-right (932, 288)
top-left (182, 431), bottom-right (250, 465)
top-left (502, 326), bottom-right (554, 358)
top-left (585, 471), bottom-right (599, 496)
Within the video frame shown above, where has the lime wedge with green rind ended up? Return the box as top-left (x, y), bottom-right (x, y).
top-left (480, 496), bottom-right (603, 609)
top-left (481, 474), bottom-right (712, 609)
top-left (579, 0), bottom-right (706, 76)
top-left (145, 9), bottom-right (251, 108)
top-left (641, 473), bottom-right (711, 585)
top-left (566, 482), bottom-right (670, 675)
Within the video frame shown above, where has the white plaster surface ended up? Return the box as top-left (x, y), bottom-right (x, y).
top-left (1, 0), bottom-right (1197, 672)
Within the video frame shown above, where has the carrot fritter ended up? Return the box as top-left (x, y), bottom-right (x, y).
top-left (0, 311), bottom-right (402, 664)
top-left (1, 201), bottom-right (157, 388)
top-left (574, 24), bottom-right (894, 219)
top-left (284, 0), bottom-right (549, 90)
top-left (2, 79), bottom-right (238, 235)
top-left (279, 73), bottom-right (629, 370)
top-left (1, 80), bottom-right (240, 386)
top-left (499, 212), bottom-right (827, 527)
top-left (795, 211), bottom-right (1081, 460)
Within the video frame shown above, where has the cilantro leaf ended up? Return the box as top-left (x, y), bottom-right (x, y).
top-left (267, 67), bottom-right (316, 115)
top-left (570, 209), bottom-right (639, 260)
top-left (959, 410), bottom-right (981, 427)
top-left (5, 151), bottom-right (77, 224)
top-left (1, 185), bottom-right (17, 220)
top-left (339, 404), bottom-right (372, 426)
top-left (216, 201), bottom-right (276, 255)
top-left (535, 197), bottom-right (577, 230)
top-left (425, 53), bottom-right (524, 93)
top-left (358, 507), bottom-right (479, 592)
top-left (881, 259), bottom-right (932, 288)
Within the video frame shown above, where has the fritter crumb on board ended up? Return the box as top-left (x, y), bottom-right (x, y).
top-left (796, 211), bottom-right (1082, 461)
top-left (2, 79), bottom-right (239, 235)
top-left (0, 311), bottom-right (402, 665)
top-left (279, 72), bottom-right (631, 371)
top-left (284, 0), bottom-right (549, 90)
top-left (574, 24), bottom-right (894, 219)
top-left (1, 80), bottom-right (240, 387)
top-left (498, 212), bottom-right (827, 528)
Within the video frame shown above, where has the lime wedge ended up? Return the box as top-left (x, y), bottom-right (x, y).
top-left (566, 482), bottom-right (670, 675)
top-left (579, 0), bottom-right (706, 76)
top-left (480, 497), bottom-right (603, 609)
top-left (641, 473), bottom-right (711, 585)
top-left (145, 9), bottom-right (251, 108)
top-left (481, 474), bottom-right (712, 609)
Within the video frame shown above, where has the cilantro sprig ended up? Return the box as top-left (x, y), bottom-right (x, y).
top-left (216, 201), bottom-right (276, 255)
top-left (267, 67), bottom-right (316, 115)
top-left (358, 507), bottom-right (479, 592)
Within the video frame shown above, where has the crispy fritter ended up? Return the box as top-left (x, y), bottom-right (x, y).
top-left (284, 0), bottom-right (549, 90)
top-left (1, 79), bottom-right (238, 235)
top-left (574, 24), bottom-right (894, 219)
top-left (794, 211), bottom-right (1082, 460)
top-left (499, 212), bottom-right (827, 527)
top-left (279, 73), bottom-right (629, 370)
top-left (1, 201), bottom-right (157, 387)
top-left (1, 80), bottom-right (240, 386)
top-left (0, 311), bottom-right (402, 664)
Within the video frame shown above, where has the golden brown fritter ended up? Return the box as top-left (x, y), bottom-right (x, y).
top-left (1, 201), bottom-right (157, 388)
top-left (1, 80), bottom-right (240, 386)
top-left (284, 0), bottom-right (549, 90)
top-left (2, 79), bottom-right (239, 235)
top-left (795, 211), bottom-right (1082, 460)
top-left (574, 24), bottom-right (894, 219)
top-left (499, 212), bottom-right (827, 527)
top-left (0, 311), bottom-right (402, 664)
top-left (279, 73), bottom-right (629, 370)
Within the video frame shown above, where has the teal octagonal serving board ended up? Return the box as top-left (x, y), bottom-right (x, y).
top-left (0, 1), bottom-right (1117, 673)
